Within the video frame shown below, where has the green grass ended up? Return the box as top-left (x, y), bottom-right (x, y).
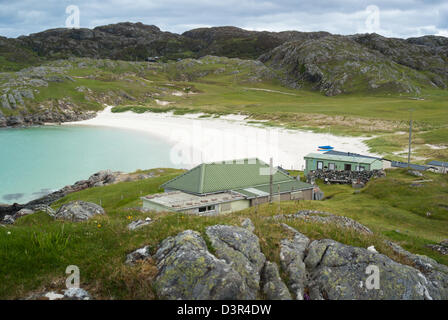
top-left (1, 167), bottom-right (447, 299)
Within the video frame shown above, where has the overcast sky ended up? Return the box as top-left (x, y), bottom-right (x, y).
top-left (0, 0), bottom-right (446, 39)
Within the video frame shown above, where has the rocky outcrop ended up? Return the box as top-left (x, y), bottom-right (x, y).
top-left (260, 35), bottom-right (444, 95)
top-left (350, 33), bottom-right (448, 88)
top-left (2, 23), bottom-right (445, 97)
top-left (1, 169), bottom-right (165, 222)
top-left (152, 221), bottom-right (448, 300)
top-left (274, 210), bottom-right (373, 235)
top-left (54, 201), bottom-right (105, 222)
top-left (281, 228), bottom-right (448, 300)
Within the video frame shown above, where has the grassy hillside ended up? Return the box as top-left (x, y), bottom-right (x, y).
top-left (1, 167), bottom-right (447, 299)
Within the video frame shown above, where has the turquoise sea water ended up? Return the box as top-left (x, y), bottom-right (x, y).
top-left (0, 125), bottom-right (178, 204)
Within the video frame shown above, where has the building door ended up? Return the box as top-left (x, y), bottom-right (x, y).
top-left (317, 161), bottom-right (323, 170)
top-left (344, 164), bottom-right (352, 171)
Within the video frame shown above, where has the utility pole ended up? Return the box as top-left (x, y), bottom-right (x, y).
top-left (408, 110), bottom-right (413, 168)
top-left (269, 157), bottom-right (273, 204)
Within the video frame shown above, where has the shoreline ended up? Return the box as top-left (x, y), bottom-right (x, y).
top-left (64, 106), bottom-right (380, 170)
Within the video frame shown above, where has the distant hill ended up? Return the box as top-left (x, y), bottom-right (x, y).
top-left (1, 22), bottom-right (447, 95)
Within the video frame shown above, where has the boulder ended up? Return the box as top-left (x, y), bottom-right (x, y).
top-left (2, 215), bottom-right (15, 225)
top-left (127, 218), bottom-right (152, 230)
top-left (426, 244), bottom-right (448, 255)
top-left (54, 201), bottom-right (105, 222)
top-left (153, 230), bottom-right (246, 300)
top-left (408, 170), bottom-right (423, 177)
top-left (206, 224), bottom-right (266, 299)
top-left (63, 288), bottom-right (91, 300)
top-left (125, 246), bottom-right (152, 265)
top-left (13, 208), bottom-right (34, 219)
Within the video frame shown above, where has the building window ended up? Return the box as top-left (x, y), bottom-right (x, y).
top-left (328, 163), bottom-right (335, 170)
top-left (199, 205), bottom-right (215, 213)
top-left (317, 161), bottom-right (323, 170)
top-left (359, 166), bottom-right (365, 171)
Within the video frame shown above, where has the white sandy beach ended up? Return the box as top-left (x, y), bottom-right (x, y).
top-left (65, 106), bottom-right (379, 170)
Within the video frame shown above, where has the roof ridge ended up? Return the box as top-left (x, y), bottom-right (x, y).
top-left (202, 157), bottom-right (263, 165)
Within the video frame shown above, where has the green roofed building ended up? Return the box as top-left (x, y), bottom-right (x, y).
top-left (142, 158), bottom-right (314, 215)
top-left (304, 153), bottom-right (383, 175)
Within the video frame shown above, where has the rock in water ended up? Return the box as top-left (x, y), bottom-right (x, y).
top-left (54, 201), bottom-right (105, 222)
top-left (261, 261), bottom-right (292, 300)
top-left (206, 224), bottom-right (266, 299)
top-left (154, 230), bottom-right (247, 300)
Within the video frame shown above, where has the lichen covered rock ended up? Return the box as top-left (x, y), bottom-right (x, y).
top-left (261, 261), bottom-right (292, 300)
top-left (54, 201), bottom-right (105, 222)
top-left (153, 230), bottom-right (247, 300)
top-left (206, 223), bottom-right (266, 299)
